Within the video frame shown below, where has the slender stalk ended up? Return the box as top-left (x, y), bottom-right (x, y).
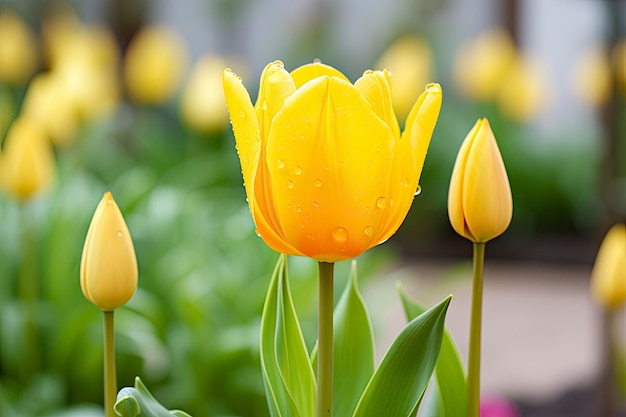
top-left (597, 308), bottom-right (617, 417)
top-left (18, 200), bottom-right (39, 381)
top-left (317, 261), bottom-right (334, 417)
top-left (103, 310), bottom-right (117, 417)
top-left (466, 242), bottom-right (486, 417)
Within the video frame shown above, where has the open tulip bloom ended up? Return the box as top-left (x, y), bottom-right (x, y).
top-left (221, 60), bottom-right (448, 417)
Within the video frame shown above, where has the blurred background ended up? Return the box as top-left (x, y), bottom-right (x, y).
top-left (0, 0), bottom-right (624, 416)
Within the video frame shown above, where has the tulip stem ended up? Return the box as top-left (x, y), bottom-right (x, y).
top-left (466, 242), bottom-right (485, 417)
top-left (318, 261), bottom-right (334, 417)
top-left (103, 310), bottom-right (117, 417)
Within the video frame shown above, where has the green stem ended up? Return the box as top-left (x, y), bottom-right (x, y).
top-left (317, 262), bottom-right (334, 417)
top-left (466, 242), bottom-right (485, 417)
top-left (103, 310), bottom-right (117, 417)
top-left (18, 200), bottom-right (39, 381)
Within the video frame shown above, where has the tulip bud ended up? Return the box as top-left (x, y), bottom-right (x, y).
top-left (80, 192), bottom-right (138, 311)
top-left (590, 224), bottom-right (626, 310)
top-left (0, 117), bottom-right (55, 200)
top-left (448, 118), bottom-right (512, 243)
top-left (123, 25), bottom-right (187, 105)
top-left (0, 11), bottom-right (38, 85)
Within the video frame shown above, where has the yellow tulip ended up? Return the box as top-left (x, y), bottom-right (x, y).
top-left (497, 55), bottom-right (549, 122)
top-left (223, 60), bottom-right (442, 262)
top-left (180, 55), bottom-right (228, 133)
top-left (124, 25), bottom-right (188, 105)
top-left (0, 10), bottom-right (38, 85)
top-left (375, 34), bottom-right (433, 121)
top-left (80, 192), bottom-right (138, 311)
top-left (448, 118), bottom-right (512, 243)
top-left (572, 46), bottom-right (611, 107)
top-left (590, 224), bottom-right (626, 310)
top-left (0, 117), bottom-right (55, 200)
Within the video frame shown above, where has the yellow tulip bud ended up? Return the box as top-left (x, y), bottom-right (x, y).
top-left (497, 55), bottom-right (549, 122)
top-left (448, 118), bottom-right (512, 243)
top-left (0, 10), bottom-right (38, 85)
top-left (590, 224), bottom-right (626, 310)
top-left (223, 60), bottom-right (442, 262)
top-left (180, 55), bottom-right (228, 133)
top-left (572, 46), bottom-right (612, 107)
top-left (80, 192), bottom-right (138, 311)
top-left (123, 25), bottom-right (188, 105)
top-left (1, 117), bottom-right (55, 200)
top-left (375, 34), bottom-right (433, 121)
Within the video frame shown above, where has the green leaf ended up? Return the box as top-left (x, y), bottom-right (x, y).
top-left (398, 284), bottom-right (467, 417)
top-left (329, 260), bottom-right (376, 417)
top-left (260, 255), bottom-right (316, 417)
top-left (114, 377), bottom-right (192, 417)
top-left (351, 295), bottom-right (451, 417)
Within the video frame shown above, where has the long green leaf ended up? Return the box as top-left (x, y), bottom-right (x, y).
top-left (352, 295), bottom-right (451, 417)
top-left (260, 255), bottom-right (316, 417)
top-left (114, 377), bottom-right (192, 417)
top-left (398, 284), bottom-right (466, 417)
top-left (332, 260), bottom-right (376, 417)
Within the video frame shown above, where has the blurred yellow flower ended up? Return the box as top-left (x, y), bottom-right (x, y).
top-left (81, 192), bottom-right (138, 311)
top-left (572, 46), bottom-right (611, 107)
top-left (180, 55), bottom-right (228, 133)
top-left (376, 34), bottom-right (433, 121)
top-left (124, 25), bottom-right (188, 105)
top-left (21, 72), bottom-right (79, 146)
top-left (223, 60), bottom-right (442, 262)
top-left (0, 117), bottom-right (55, 200)
top-left (453, 28), bottom-right (516, 102)
top-left (613, 40), bottom-right (626, 96)
top-left (497, 55), bottom-right (549, 122)
top-left (590, 224), bottom-right (626, 310)
top-left (448, 118), bottom-right (512, 243)
top-left (0, 10), bottom-right (38, 85)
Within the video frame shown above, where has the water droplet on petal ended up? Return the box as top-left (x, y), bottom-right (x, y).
top-left (332, 227), bottom-right (348, 243)
top-left (376, 197), bottom-right (387, 208)
top-left (277, 159), bottom-right (285, 169)
top-left (293, 166), bottom-right (302, 175)
top-left (286, 180), bottom-right (294, 189)
top-left (307, 233), bottom-right (316, 240)
top-left (364, 226), bottom-right (374, 236)
top-left (116, 230), bottom-right (123, 237)
top-left (299, 222), bottom-right (306, 229)
top-left (414, 184), bottom-right (422, 196)
top-left (261, 100), bottom-right (268, 110)
top-left (255, 228), bottom-right (261, 237)
top-left (313, 58), bottom-right (322, 64)
top-left (296, 206), bottom-right (302, 213)
top-left (239, 110), bottom-right (245, 118)
top-left (313, 179), bottom-right (322, 188)
top-left (400, 177), bottom-right (409, 187)
top-left (311, 201), bottom-right (319, 207)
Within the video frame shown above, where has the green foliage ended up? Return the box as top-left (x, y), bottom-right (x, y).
top-left (260, 256), bottom-right (451, 417)
top-left (397, 283), bottom-right (466, 417)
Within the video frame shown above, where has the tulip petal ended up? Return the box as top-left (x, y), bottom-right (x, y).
top-left (223, 68), bottom-right (301, 255)
top-left (290, 61), bottom-right (350, 89)
top-left (267, 76), bottom-right (394, 262)
top-left (591, 224), bottom-right (626, 309)
top-left (255, 61), bottom-right (296, 137)
top-left (459, 119), bottom-right (513, 242)
top-left (354, 69), bottom-right (400, 139)
top-left (373, 83), bottom-right (442, 245)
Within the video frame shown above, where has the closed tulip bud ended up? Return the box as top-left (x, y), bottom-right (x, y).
top-left (180, 55), bottom-right (228, 133)
top-left (572, 46), bottom-right (611, 107)
top-left (590, 224), bottom-right (626, 310)
top-left (124, 25), bottom-right (188, 105)
top-left (80, 192), bottom-right (138, 311)
top-left (448, 118), bottom-right (512, 243)
top-left (1, 117), bottom-right (55, 200)
top-left (223, 60), bottom-right (442, 262)
top-left (0, 11), bottom-right (38, 85)
top-left (497, 55), bottom-right (548, 122)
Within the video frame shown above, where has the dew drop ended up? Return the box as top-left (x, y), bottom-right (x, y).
top-left (239, 110), bottom-right (245, 118)
top-left (400, 177), bottom-right (409, 187)
top-left (332, 227), bottom-right (348, 243)
top-left (286, 180), bottom-right (294, 189)
top-left (106, 198), bottom-right (113, 205)
top-left (116, 230), bottom-right (123, 237)
top-left (311, 201), bottom-right (320, 207)
top-left (364, 226), bottom-right (374, 236)
top-left (254, 228), bottom-right (261, 237)
top-left (299, 222), bottom-right (306, 229)
top-left (376, 196), bottom-right (387, 208)
top-left (300, 135), bottom-right (305, 140)
top-left (293, 166), bottom-right (302, 175)
top-left (277, 159), bottom-right (285, 169)
top-left (307, 233), bottom-right (316, 240)
top-left (296, 206), bottom-right (302, 213)
top-left (313, 179), bottom-right (322, 188)
top-left (414, 184), bottom-right (422, 196)
top-left (313, 58), bottom-right (322, 64)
